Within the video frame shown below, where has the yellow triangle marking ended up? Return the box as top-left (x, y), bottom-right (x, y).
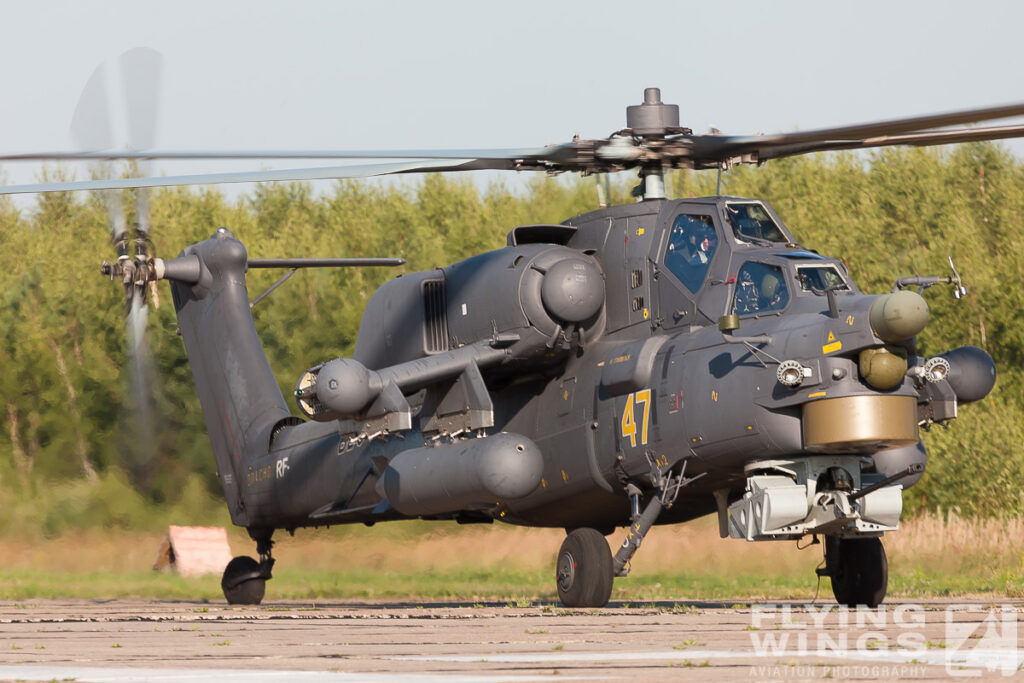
top-left (827, 331), bottom-right (836, 342)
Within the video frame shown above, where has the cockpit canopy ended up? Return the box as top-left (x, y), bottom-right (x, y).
top-left (665, 214), bottom-right (718, 293)
top-left (650, 197), bottom-right (857, 326)
top-left (725, 201), bottom-right (788, 245)
top-left (734, 262), bottom-right (789, 315)
top-left (795, 263), bottom-right (850, 293)
top-left (567, 195), bottom-right (858, 333)
top-left (730, 258), bottom-right (854, 317)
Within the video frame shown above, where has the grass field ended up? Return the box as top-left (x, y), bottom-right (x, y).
top-left (1, 514), bottom-right (1022, 602)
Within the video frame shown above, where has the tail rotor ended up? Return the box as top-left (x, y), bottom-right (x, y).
top-left (76, 48), bottom-right (164, 484)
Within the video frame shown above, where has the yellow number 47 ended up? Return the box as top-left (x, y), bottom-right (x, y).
top-left (621, 389), bottom-right (652, 448)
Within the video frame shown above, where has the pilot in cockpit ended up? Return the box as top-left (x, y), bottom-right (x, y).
top-left (688, 228), bottom-right (716, 266)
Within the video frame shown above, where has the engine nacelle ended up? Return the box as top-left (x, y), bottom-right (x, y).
top-left (354, 243), bottom-right (605, 370)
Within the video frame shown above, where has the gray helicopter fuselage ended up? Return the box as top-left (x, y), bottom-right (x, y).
top-left (167, 196), bottom-right (991, 538)
top-left (8, 84), bottom-right (1017, 607)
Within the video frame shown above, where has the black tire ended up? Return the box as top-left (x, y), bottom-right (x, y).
top-left (556, 528), bottom-right (613, 608)
top-left (221, 556), bottom-right (266, 605)
top-left (828, 537), bottom-right (887, 608)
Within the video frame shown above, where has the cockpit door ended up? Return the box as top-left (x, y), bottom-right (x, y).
top-left (654, 257), bottom-right (696, 330)
top-left (654, 205), bottom-right (721, 330)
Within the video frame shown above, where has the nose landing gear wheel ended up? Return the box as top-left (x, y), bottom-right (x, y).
top-left (221, 555), bottom-right (266, 605)
top-left (556, 528), bottom-right (613, 608)
top-left (827, 536), bottom-right (888, 608)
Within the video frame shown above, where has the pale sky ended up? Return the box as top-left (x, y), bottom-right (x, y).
top-left (2, 0), bottom-right (1023, 204)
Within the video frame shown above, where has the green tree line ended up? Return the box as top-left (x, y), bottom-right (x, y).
top-left (0, 144), bottom-right (1021, 534)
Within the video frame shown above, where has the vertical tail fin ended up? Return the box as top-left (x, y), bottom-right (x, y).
top-left (165, 228), bottom-right (291, 526)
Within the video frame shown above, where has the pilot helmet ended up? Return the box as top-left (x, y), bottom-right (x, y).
top-left (703, 230), bottom-right (717, 249)
top-left (760, 271), bottom-right (782, 299)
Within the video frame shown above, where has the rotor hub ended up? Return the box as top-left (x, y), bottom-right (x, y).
top-left (626, 88), bottom-right (681, 138)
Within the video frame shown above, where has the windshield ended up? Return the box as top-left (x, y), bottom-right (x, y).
top-left (665, 213), bottom-right (718, 293)
top-left (734, 262), bottom-right (789, 314)
top-left (796, 264), bottom-right (849, 292)
top-left (725, 202), bottom-right (787, 244)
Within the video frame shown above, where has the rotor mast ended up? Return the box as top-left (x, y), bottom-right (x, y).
top-left (625, 87), bottom-right (679, 200)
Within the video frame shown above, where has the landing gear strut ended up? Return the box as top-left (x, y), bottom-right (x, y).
top-left (822, 536), bottom-right (888, 608)
top-left (221, 530), bottom-right (275, 605)
top-left (554, 463), bottom-right (705, 608)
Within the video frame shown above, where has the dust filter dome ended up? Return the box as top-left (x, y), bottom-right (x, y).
top-left (540, 258), bottom-right (604, 323)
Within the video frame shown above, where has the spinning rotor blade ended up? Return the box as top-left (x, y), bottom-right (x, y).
top-left (755, 124), bottom-right (1024, 162)
top-left (722, 101), bottom-right (1024, 149)
top-left (69, 64), bottom-right (114, 152)
top-left (0, 157), bottom-right (509, 194)
top-left (104, 189), bottom-right (129, 243)
top-left (68, 61), bottom-right (129, 242)
top-left (120, 48), bottom-right (162, 155)
top-left (7, 85), bottom-right (1024, 194)
top-left (121, 47), bottom-right (163, 237)
top-left (689, 101), bottom-right (1024, 166)
top-left (122, 292), bottom-right (158, 477)
top-left (0, 146), bottom-right (558, 162)
top-left (69, 49), bottom-right (166, 484)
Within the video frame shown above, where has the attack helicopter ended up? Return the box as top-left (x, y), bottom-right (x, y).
top-left (2, 87), bottom-right (1021, 609)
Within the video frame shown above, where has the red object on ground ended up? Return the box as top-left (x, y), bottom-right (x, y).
top-left (153, 525), bottom-right (233, 577)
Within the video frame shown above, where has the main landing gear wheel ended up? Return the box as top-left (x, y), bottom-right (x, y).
top-left (221, 555), bottom-right (266, 605)
top-left (556, 528), bottom-right (613, 608)
top-left (826, 536), bottom-right (888, 608)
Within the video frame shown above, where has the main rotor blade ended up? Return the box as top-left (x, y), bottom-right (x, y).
top-left (689, 101), bottom-right (1024, 164)
top-left (715, 102), bottom-right (1024, 149)
top-left (15, 96), bottom-right (1024, 179)
top-left (0, 157), bottom-right (527, 195)
top-left (0, 146), bottom-right (559, 162)
top-left (756, 124), bottom-right (1024, 162)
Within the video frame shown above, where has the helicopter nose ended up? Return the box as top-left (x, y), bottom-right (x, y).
top-left (869, 290), bottom-right (929, 343)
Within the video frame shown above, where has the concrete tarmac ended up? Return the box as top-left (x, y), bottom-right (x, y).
top-left (0, 599), bottom-right (1021, 681)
